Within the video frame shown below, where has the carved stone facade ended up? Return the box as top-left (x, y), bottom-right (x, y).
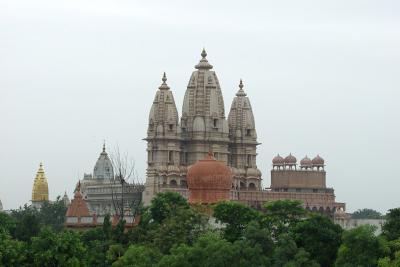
top-left (143, 50), bottom-right (262, 206)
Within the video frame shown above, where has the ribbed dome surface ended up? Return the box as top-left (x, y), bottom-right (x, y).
top-left (187, 152), bottom-right (232, 204)
top-left (312, 155), bottom-right (325, 166)
top-left (272, 154), bottom-right (285, 165)
top-left (284, 153), bottom-right (297, 165)
top-left (300, 156), bottom-right (312, 167)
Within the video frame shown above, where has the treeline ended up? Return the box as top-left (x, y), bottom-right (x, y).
top-left (1, 192), bottom-right (400, 267)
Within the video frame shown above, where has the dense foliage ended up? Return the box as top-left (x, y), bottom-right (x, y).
top-left (0, 193), bottom-right (399, 267)
top-left (352, 208), bottom-right (383, 219)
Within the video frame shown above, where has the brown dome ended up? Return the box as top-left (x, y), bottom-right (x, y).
top-left (187, 152), bottom-right (232, 204)
top-left (284, 153), bottom-right (297, 165)
top-left (300, 156), bottom-right (312, 167)
top-left (312, 155), bottom-right (324, 166)
top-left (272, 154), bottom-right (284, 165)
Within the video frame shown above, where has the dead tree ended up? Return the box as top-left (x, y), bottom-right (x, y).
top-left (109, 145), bottom-right (143, 220)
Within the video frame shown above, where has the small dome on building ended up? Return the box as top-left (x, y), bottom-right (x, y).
top-left (300, 156), bottom-right (312, 167)
top-left (284, 153), bottom-right (297, 165)
top-left (93, 143), bottom-right (114, 180)
top-left (187, 152), bottom-right (232, 204)
top-left (272, 154), bottom-right (285, 165)
top-left (312, 155), bottom-right (325, 166)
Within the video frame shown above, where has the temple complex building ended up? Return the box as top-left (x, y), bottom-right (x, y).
top-left (80, 144), bottom-right (143, 215)
top-left (143, 50), bottom-right (345, 216)
top-left (31, 162), bottom-right (49, 209)
top-left (143, 49), bottom-right (261, 206)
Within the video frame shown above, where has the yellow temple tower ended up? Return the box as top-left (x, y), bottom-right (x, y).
top-left (31, 162), bottom-right (49, 208)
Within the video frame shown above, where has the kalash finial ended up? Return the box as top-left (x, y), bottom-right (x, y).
top-left (236, 79), bottom-right (247, 96)
top-left (201, 48), bottom-right (207, 58)
top-left (195, 48), bottom-right (213, 70)
top-left (159, 72), bottom-right (170, 90)
top-left (102, 141), bottom-right (106, 153)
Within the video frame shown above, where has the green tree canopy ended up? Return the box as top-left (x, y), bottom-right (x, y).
top-left (382, 208), bottom-right (400, 241)
top-left (112, 245), bottom-right (162, 267)
top-left (352, 208), bottom-right (383, 219)
top-left (213, 201), bottom-right (261, 241)
top-left (292, 214), bottom-right (342, 267)
top-left (335, 225), bottom-right (389, 267)
top-left (149, 192), bottom-right (190, 223)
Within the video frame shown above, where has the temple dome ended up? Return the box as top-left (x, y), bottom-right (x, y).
top-left (284, 153), bottom-right (297, 165)
top-left (300, 156), bottom-right (312, 167)
top-left (312, 155), bottom-right (325, 166)
top-left (32, 163), bottom-right (49, 202)
top-left (272, 154), bottom-right (285, 165)
top-left (93, 144), bottom-right (114, 180)
top-left (187, 152), bottom-right (232, 204)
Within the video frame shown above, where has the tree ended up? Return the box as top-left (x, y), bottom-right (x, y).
top-left (352, 208), bottom-right (383, 219)
top-left (30, 227), bottom-right (87, 267)
top-left (263, 200), bottom-right (306, 236)
top-left (335, 225), bottom-right (389, 267)
top-left (11, 205), bottom-right (41, 241)
top-left (213, 201), bottom-right (261, 241)
top-left (243, 221), bottom-right (274, 256)
top-left (271, 234), bottom-right (319, 267)
top-left (112, 245), bottom-right (161, 267)
top-left (0, 212), bottom-right (17, 235)
top-left (0, 231), bottom-right (27, 266)
top-left (148, 192), bottom-right (190, 223)
top-left (378, 239), bottom-right (400, 267)
top-left (382, 208), bottom-right (400, 241)
top-left (109, 146), bottom-right (143, 220)
top-left (158, 232), bottom-right (270, 267)
top-left (292, 214), bottom-right (342, 267)
top-left (39, 196), bottom-right (68, 232)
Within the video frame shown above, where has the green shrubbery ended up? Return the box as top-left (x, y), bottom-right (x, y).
top-left (0, 193), bottom-right (399, 267)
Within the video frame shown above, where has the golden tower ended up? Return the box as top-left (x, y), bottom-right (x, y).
top-left (32, 162), bottom-right (49, 202)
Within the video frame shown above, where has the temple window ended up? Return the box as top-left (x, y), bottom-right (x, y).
top-left (246, 129), bottom-right (251, 136)
top-left (168, 151), bottom-right (174, 163)
top-left (168, 124), bottom-right (173, 130)
top-left (213, 119), bottom-right (218, 128)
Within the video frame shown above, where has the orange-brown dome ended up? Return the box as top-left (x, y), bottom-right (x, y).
top-left (187, 152), bottom-right (232, 204)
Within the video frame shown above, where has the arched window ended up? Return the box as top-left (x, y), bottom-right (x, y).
top-left (248, 183), bottom-right (256, 189)
top-left (170, 180), bottom-right (177, 186)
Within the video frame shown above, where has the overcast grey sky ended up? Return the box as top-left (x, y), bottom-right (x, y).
top-left (1, 0), bottom-right (399, 213)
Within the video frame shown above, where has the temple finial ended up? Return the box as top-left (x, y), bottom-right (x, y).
top-left (236, 79), bottom-right (247, 96)
top-left (102, 140), bottom-right (106, 152)
top-left (159, 72), bottom-right (170, 90)
top-left (201, 48), bottom-right (207, 58)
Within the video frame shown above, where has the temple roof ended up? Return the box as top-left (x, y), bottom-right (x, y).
top-left (93, 143), bottom-right (114, 180)
top-left (66, 182), bottom-right (90, 217)
top-left (32, 162), bottom-right (49, 202)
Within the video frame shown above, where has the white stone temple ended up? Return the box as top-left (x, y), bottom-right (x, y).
top-left (143, 49), bottom-right (261, 205)
top-left (80, 144), bottom-right (143, 215)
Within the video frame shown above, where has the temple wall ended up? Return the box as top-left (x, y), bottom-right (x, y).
top-left (271, 170), bottom-right (326, 189)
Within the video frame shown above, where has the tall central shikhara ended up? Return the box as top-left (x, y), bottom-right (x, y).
top-left (143, 49), bottom-right (261, 205)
